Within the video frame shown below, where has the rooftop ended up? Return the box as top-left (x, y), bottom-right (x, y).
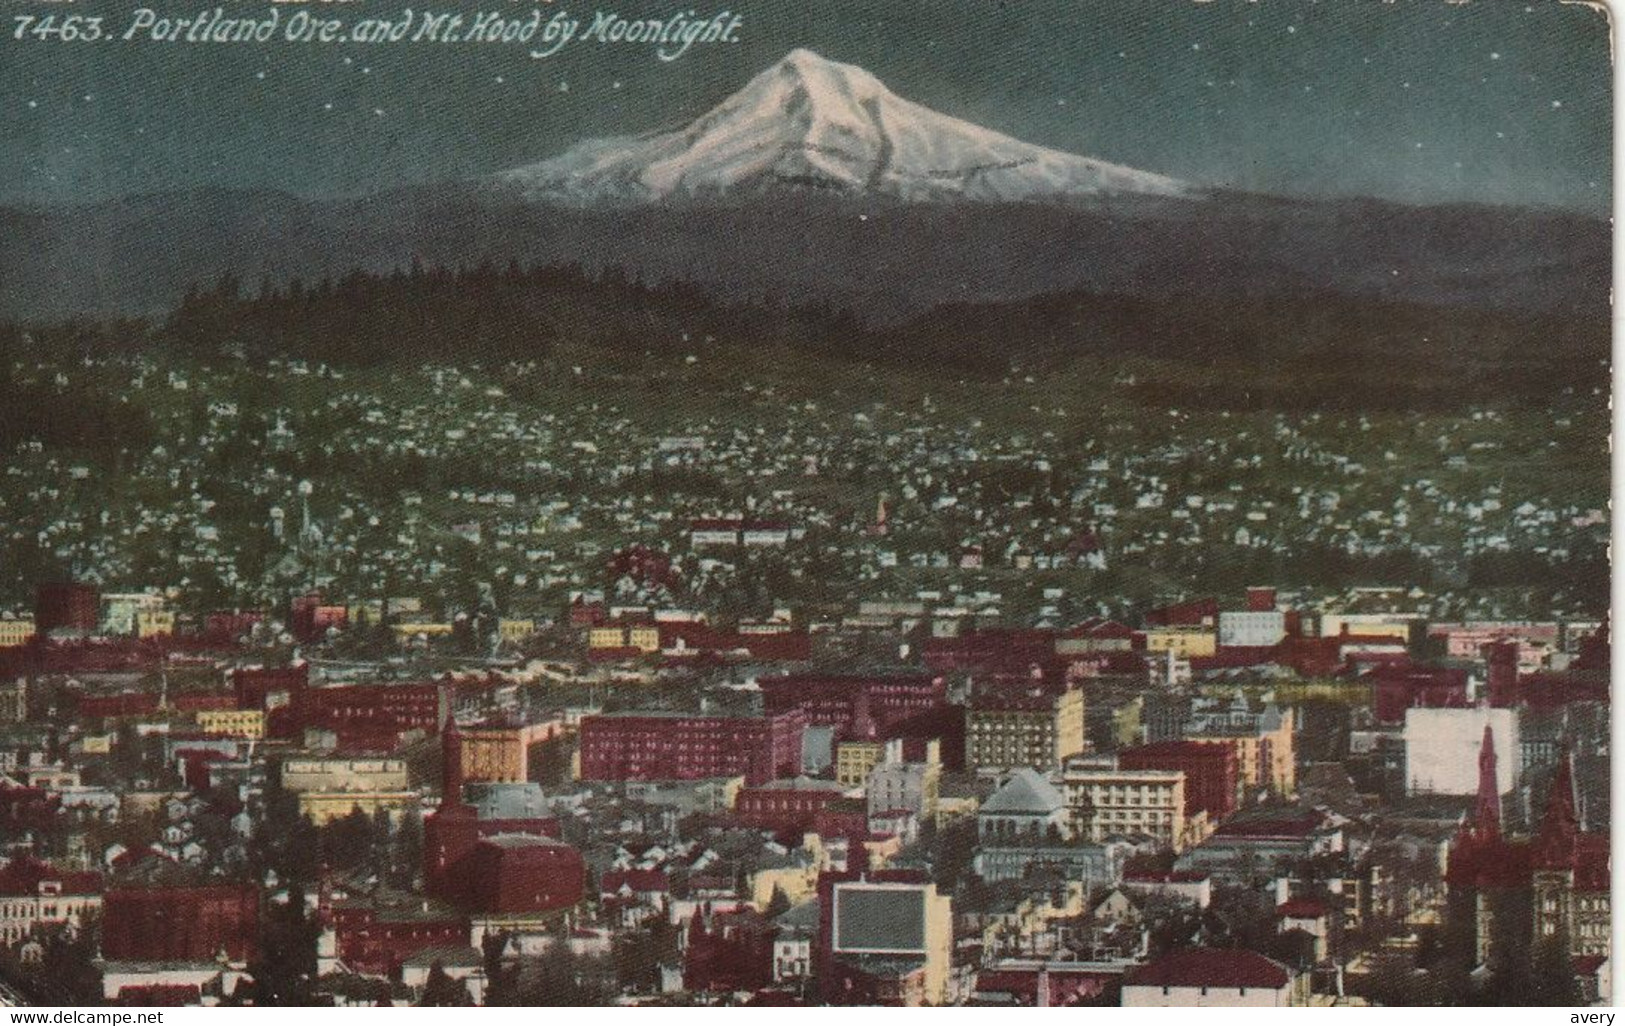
top-left (980, 768), bottom-right (1066, 815)
top-left (1124, 947), bottom-right (1291, 990)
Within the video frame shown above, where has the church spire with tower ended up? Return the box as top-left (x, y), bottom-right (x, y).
top-left (1472, 724), bottom-right (1501, 842)
top-left (441, 712), bottom-right (464, 802)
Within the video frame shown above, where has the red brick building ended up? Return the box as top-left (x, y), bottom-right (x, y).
top-left (35, 582), bottom-right (98, 635)
top-left (290, 593), bottom-right (349, 643)
top-left (1144, 597), bottom-right (1219, 628)
top-left (578, 710), bottom-right (804, 785)
top-left (425, 723), bottom-right (582, 915)
top-left (1366, 665), bottom-right (1471, 723)
top-left (329, 899), bottom-right (470, 977)
top-left (811, 799), bottom-right (870, 841)
top-left (232, 662), bottom-right (309, 711)
top-left (1119, 740), bottom-right (1240, 822)
top-left (76, 692), bottom-right (160, 720)
top-left (204, 610), bottom-right (265, 644)
top-left (173, 692), bottom-right (237, 712)
top-left (102, 865), bottom-right (258, 963)
top-left (460, 836), bottom-right (585, 914)
top-left (735, 778), bottom-right (848, 836)
top-left (293, 682), bottom-right (448, 749)
top-left (921, 630), bottom-right (1058, 674)
top-left (683, 907), bottom-right (775, 993)
top-left (758, 674), bottom-right (944, 739)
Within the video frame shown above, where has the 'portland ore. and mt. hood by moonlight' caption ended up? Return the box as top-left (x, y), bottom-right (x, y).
top-left (96, 6), bottom-right (742, 59)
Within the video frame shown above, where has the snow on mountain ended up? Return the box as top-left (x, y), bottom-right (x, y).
top-left (499, 48), bottom-right (1192, 204)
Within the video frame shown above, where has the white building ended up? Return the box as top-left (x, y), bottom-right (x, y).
top-left (1056, 759), bottom-right (1187, 851)
top-left (771, 901), bottom-right (818, 983)
top-left (866, 742), bottom-right (941, 822)
top-left (977, 768), bottom-right (1071, 844)
top-left (0, 862), bottom-right (102, 945)
top-left (1217, 610), bottom-right (1287, 648)
top-left (1403, 706), bottom-right (1519, 796)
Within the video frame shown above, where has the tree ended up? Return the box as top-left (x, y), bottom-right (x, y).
top-left (1528, 936), bottom-right (1581, 1007)
top-left (529, 736), bottom-right (573, 786)
top-left (418, 962), bottom-right (472, 1007)
top-left (764, 884), bottom-right (792, 919)
top-left (481, 932), bottom-right (517, 1006)
top-left (34, 914), bottom-right (103, 1004)
top-left (255, 787), bottom-right (321, 886)
top-left (1477, 888), bottom-right (1533, 1005)
top-left (248, 885), bottom-right (320, 1006)
top-left (516, 947), bottom-right (613, 1006)
top-left (388, 812), bottom-right (424, 890)
top-left (320, 808), bottom-right (377, 872)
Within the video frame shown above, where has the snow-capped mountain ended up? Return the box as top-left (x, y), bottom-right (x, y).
top-left (499, 48), bottom-right (1191, 204)
top-left (3, 50), bottom-right (1602, 323)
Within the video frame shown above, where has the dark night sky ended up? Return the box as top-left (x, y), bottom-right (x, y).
top-left (0, 0), bottom-right (1612, 211)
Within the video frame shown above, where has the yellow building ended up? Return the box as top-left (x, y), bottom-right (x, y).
top-left (76, 733), bottom-right (113, 755)
top-left (975, 879), bottom-right (1087, 955)
top-left (1058, 761), bottom-right (1187, 852)
top-left (136, 609), bottom-right (175, 638)
top-left (0, 618), bottom-right (37, 648)
top-left (966, 687), bottom-right (1085, 772)
top-left (1111, 697), bottom-right (1145, 750)
top-left (1143, 627), bottom-right (1217, 658)
top-left (196, 709), bottom-right (265, 739)
top-left (835, 740), bottom-right (887, 788)
top-left (348, 600), bottom-right (385, 627)
top-left (0, 679), bottom-right (24, 723)
top-left (627, 625), bottom-right (661, 653)
top-left (748, 855), bottom-right (820, 909)
top-left (282, 757), bottom-right (410, 794)
top-left (588, 624), bottom-right (659, 652)
top-left (392, 621), bottom-right (455, 640)
top-left (1317, 614), bottom-right (1414, 641)
top-left (498, 618), bottom-right (535, 644)
top-left (1188, 706), bottom-right (1296, 793)
top-left (296, 789), bottom-right (419, 825)
top-left (459, 725), bottom-right (529, 784)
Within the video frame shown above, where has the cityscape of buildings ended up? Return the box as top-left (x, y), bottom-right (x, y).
top-left (0, 351), bottom-right (1608, 1005)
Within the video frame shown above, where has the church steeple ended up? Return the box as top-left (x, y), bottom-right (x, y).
top-left (1538, 749), bottom-right (1579, 851)
top-left (1473, 724), bottom-right (1501, 841)
top-left (441, 714), bottom-right (464, 802)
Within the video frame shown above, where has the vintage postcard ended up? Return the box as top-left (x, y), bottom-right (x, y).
top-left (0, 0), bottom-right (1611, 1010)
